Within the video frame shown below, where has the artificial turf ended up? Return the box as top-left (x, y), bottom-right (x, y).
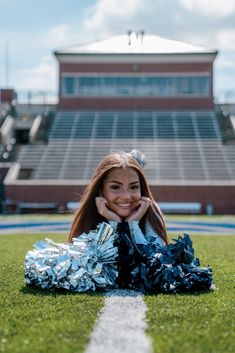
top-left (0, 229), bottom-right (234, 353)
top-left (0, 233), bottom-right (103, 353)
top-left (145, 234), bottom-right (235, 353)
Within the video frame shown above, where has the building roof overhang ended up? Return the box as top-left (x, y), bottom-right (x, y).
top-left (55, 52), bottom-right (218, 64)
top-left (54, 33), bottom-right (218, 63)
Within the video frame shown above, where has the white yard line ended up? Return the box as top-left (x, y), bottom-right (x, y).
top-left (85, 290), bottom-right (152, 353)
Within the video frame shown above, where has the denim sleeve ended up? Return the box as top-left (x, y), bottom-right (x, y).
top-left (144, 222), bottom-right (165, 247)
top-left (128, 221), bottom-right (165, 247)
top-left (108, 220), bottom-right (165, 247)
top-left (128, 221), bottom-right (148, 245)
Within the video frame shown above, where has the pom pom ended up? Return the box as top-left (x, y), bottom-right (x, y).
top-left (24, 222), bottom-right (214, 294)
top-left (24, 222), bottom-right (119, 292)
top-left (139, 234), bottom-right (213, 293)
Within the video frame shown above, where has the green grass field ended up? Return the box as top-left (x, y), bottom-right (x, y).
top-left (0, 233), bottom-right (103, 353)
top-left (145, 234), bottom-right (235, 353)
top-left (0, 218), bottom-right (234, 353)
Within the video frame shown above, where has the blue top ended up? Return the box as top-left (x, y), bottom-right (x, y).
top-left (109, 221), bottom-right (165, 247)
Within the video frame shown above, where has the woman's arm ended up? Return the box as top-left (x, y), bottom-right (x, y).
top-left (129, 221), bottom-right (165, 247)
top-left (108, 220), bottom-right (165, 247)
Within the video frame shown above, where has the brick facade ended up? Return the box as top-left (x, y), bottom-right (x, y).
top-left (5, 183), bottom-right (235, 214)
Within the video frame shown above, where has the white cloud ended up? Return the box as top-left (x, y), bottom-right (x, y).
top-left (84, 0), bottom-right (147, 32)
top-left (179, 0), bottom-right (235, 17)
top-left (46, 24), bottom-right (81, 48)
top-left (216, 29), bottom-right (235, 50)
top-left (16, 56), bottom-right (57, 92)
top-left (1, 0), bottom-right (235, 101)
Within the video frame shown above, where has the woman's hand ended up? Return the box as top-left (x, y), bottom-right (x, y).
top-left (95, 197), bottom-right (122, 222)
top-left (126, 197), bottom-right (152, 222)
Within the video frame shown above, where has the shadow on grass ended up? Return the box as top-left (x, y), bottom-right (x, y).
top-left (20, 284), bottom-right (214, 298)
top-left (20, 284), bottom-right (104, 297)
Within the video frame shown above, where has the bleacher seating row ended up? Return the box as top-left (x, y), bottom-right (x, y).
top-left (16, 109), bottom-right (235, 182)
top-left (48, 111), bottom-right (219, 140)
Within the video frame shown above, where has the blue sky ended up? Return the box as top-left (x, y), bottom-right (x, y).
top-left (0, 0), bottom-right (235, 103)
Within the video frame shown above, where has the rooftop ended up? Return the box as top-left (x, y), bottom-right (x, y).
top-left (55, 32), bottom-right (217, 56)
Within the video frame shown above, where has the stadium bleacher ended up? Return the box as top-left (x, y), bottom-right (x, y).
top-left (46, 111), bottom-right (219, 140)
top-left (16, 110), bottom-right (235, 181)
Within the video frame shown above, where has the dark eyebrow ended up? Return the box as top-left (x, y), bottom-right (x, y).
top-left (109, 181), bottom-right (139, 185)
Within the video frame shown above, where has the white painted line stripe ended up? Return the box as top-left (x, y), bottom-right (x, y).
top-left (85, 289), bottom-right (152, 353)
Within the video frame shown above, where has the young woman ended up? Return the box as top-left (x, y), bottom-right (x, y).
top-left (68, 150), bottom-right (168, 246)
top-left (25, 150), bottom-right (213, 293)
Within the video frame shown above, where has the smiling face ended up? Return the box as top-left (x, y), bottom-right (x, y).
top-left (101, 167), bottom-right (141, 219)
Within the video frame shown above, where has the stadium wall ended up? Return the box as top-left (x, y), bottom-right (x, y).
top-left (4, 183), bottom-right (235, 214)
top-left (59, 62), bottom-right (213, 73)
top-left (58, 97), bottom-right (214, 110)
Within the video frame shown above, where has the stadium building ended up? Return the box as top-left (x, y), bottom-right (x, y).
top-left (2, 32), bottom-right (235, 214)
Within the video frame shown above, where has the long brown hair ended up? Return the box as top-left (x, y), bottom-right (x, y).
top-left (68, 152), bottom-right (168, 244)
